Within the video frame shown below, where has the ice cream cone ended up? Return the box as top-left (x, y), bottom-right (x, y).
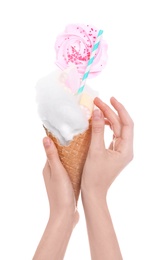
top-left (44, 121), bottom-right (92, 203)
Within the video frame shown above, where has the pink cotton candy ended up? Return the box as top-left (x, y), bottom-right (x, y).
top-left (59, 65), bottom-right (80, 93)
top-left (55, 24), bottom-right (108, 78)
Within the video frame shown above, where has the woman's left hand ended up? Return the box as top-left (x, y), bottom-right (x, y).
top-left (42, 137), bottom-right (79, 223)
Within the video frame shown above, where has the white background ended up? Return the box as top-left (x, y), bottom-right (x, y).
top-left (0, 0), bottom-right (165, 259)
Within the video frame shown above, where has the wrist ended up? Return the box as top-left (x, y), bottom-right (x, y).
top-left (81, 190), bottom-right (110, 227)
top-left (81, 188), bottom-right (107, 209)
top-left (81, 176), bottom-right (108, 202)
top-left (49, 209), bottom-right (78, 229)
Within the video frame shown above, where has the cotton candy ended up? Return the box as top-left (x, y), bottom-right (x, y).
top-left (35, 69), bottom-right (89, 145)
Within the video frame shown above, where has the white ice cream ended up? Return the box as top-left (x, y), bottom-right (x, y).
top-left (35, 69), bottom-right (89, 145)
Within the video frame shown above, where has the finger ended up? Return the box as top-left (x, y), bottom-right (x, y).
top-left (43, 137), bottom-right (61, 168)
top-left (90, 109), bottom-right (105, 151)
top-left (42, 160), bottom-right (54, 201)
top-left (43, 137), bottom-right (71, 183)
top-left (94, 97), bottom-right (121, 137)
top-left (43, 160), bottom-right (50, 179)
top-left (104, 119), bottom-right (112, 129)
top-left (110, 97), bottom-right (134, 141)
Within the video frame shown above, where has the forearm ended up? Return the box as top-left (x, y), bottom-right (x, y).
top-left (82, 192), bottom-right (123, 260)
top-left (33, 213), bottom-right (74, 260)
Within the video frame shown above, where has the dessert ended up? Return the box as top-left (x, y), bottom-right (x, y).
top-left (36, 23), bottom-right (108, 202)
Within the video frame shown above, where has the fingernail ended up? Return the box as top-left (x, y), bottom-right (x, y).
top-left (93, 109), bottom-right (102, 120)
top-left (43, 137), bottom-right (52, 148)
top-left (112, 96), bottom-right (118, 102)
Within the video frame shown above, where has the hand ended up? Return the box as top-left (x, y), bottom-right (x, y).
top-left (81, 97), bottom-right (133, 260)
top-left (33, 138), bottom-right (79, 260)
top-left (42, 137), bottom-right (79, 223)
top-left (81, 96), bottom-right (134, 198)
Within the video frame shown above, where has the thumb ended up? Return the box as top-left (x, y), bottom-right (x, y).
top-left (43, 137), bottom-right (61, 167)
top-left (90, 109), bottom-right (105, 151)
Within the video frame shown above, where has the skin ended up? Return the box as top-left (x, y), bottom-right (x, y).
top-left (81, 97), bottom-right (134, 260)
top-left (33, 138), bottom-right (79, 260)
top-left (33, 97), bottom-right (134, 260)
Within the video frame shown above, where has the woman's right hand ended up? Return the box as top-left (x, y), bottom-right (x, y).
top-left (81, 96), bottom-right (134, 198)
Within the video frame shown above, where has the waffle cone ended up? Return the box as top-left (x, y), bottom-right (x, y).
top-left (44, 122), bottom-right (92, 203)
